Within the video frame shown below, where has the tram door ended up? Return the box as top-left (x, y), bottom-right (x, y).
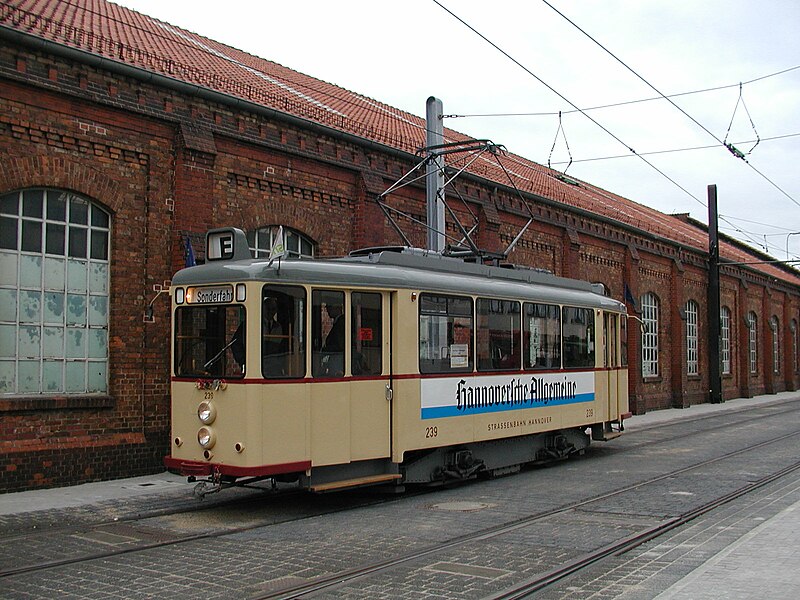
top-left (309, 290), bottom-right (390, 465)
top-left (349, 291), bottom-right (391, 461)
top-left (604, 313), bottom-right (620, 420)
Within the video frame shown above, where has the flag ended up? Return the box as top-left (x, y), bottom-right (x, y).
top-left (268, 226), bottom-right (286, 265)
top-left (623, 283), bottom-right (637, 310)
top-left (184, 235), bottom-right (196, 267)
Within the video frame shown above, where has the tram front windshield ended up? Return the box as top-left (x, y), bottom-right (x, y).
top-left (174, 305), bottom-right (245, 378)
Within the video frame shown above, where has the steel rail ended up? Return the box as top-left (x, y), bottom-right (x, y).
top-left (254, 429), bottom-right (800, 599)
top-left (3, 408), bottom-right (799, 584)
top-left (486, 460), bottom-right (800, 599)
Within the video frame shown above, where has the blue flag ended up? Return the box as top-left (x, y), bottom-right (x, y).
top-left (623, 283), bottom-right (637, 309)
top-left (184, 235), bottom-right (196, 267)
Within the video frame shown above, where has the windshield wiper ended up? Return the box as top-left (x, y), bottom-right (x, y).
top-left (203, 338), bottom-right (237, 371)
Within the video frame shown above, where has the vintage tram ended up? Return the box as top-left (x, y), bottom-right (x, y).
top-left (165, 227), bottom-right (630, 494)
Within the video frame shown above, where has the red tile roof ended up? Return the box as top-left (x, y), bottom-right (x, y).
top-left (3, 0), bottom-right (799, 286)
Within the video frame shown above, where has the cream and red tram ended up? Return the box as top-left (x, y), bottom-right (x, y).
top-left (165, 228), bottom-right (630, 493)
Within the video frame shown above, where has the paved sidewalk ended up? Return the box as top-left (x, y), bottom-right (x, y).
top-left (0, 471), bottom-right (190, 516)
top-left (655, 497), bottom-right (800, 599)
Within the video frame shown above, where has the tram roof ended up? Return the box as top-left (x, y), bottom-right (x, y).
top-left (172, 248), bottom-right (626, 312)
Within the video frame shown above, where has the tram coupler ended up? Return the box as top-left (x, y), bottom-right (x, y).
top-left (193, 479), bottom-right (222, 499)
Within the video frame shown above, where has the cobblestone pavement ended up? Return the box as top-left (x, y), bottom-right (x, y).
top-left (1, 392), bottom-right (799, 599)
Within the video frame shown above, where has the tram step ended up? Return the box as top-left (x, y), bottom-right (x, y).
top-left (591, 423), bottom-right (623, 441)
top-left (310, 473), bottom-right (403, 493)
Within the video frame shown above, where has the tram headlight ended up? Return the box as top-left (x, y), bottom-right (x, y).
top-left (197, 400), bottom-right (217, 424)
top-left (197, 427), bottom-right (216, 449)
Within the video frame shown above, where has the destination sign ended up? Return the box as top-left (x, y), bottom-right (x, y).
top-left (186, 285), bottom-right (233, 304)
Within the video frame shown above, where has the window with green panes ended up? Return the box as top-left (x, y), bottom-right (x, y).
top-left (246, 225), bottom-right (315, 259)
top-left (0, 189), bottom-right (110, 395)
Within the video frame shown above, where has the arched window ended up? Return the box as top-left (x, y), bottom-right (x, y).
top-left (246, 225), bottom-right (315, 259)
top-left (640, 292), bottom-right (659, 378)
top-left (0, 189), bottom-right (110, 395)
top-left (720, 306), bottom-right (731, 375)
top-left (685, 300), bottom-right (699, 375)
top-left (770, 316), bottom-right (780, 374)
top-left (791, 319), bottom-right (798, 374)
top-left (748, 311), bottom-right (758, 375)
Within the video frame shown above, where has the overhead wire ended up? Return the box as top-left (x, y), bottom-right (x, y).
top-left (445, 64), bottom-right (800, 119)
top-left (548, 133), bottom-right (800, 165)
top-left (430, 1), bottom-right (774, 256)
top-left (431, 1), bottom-right (704, 205)
top-left (720, 215), bottom-right (800, 233)
top-left (540, 0), bottom-right (800, 211)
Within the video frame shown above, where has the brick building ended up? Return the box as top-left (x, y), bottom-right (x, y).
top-left (1, 0), bottom-right (799, 492)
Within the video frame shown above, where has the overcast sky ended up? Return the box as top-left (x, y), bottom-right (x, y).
top-left (113, 0), bottom-right (800, 261)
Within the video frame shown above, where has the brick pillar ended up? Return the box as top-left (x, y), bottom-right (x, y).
top-left (354, 170), bottom-right (390, 249)
top-left (764, 287), bottom-right (776, 394)
top-left (737, 278), bottom-right (753, 398)
top-left (624, 245), bottom-right (643, 414)
top-left (562, 228), bottom-right (580, 279)
top-left (784, 294), bottom-right (797, 391)
top-left (670, 258), bottom-right (689, 408)
top-left (476, 200), bottom-right (502, 256)
top-left (173, 123), bottom-right (217, 269)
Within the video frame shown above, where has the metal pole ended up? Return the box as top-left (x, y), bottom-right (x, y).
top-left (426, 96), bottom-right (445, 252)
top-left (708, 184), bottom-right (723, 403)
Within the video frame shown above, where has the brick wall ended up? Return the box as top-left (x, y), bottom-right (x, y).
top-left (1, 37), bottom-right (799, 492)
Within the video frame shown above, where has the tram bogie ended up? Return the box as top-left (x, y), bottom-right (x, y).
top-left (165, 227), bottom-right (630, 494)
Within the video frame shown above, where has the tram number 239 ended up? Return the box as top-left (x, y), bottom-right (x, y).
top-left (425, 426), bottom-right (438, 438)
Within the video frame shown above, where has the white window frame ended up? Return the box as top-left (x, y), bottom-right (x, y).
top-left (771, 316), bottom-right (780, 374)
top-left (720, 306), bottom-right (731, 375)
top-left (685, 300), bottom-right (699, 376)
top-left (641, 292), bottom-right (659, 378)
top-left (247, 225), bottom-right (315, 259)
top-left (0, 189), bottom-right (110, 395)
top-left (792, 320), bottom-right (798, 374)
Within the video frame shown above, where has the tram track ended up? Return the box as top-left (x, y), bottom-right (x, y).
top-left (0, 484), bottom-right (410, 579)
top-left (485, 460), bottom-right (800, 599)
top-left (4, 396), bottom-right (795, 545)
top-left (0, 482), bottom-right (299, 543)
top-left (251, 429), bottom-right (800, 599)
top-left (2, 402), bottom-right (798, 587)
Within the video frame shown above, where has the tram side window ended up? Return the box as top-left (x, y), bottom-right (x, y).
top-left (563, 307), bottom-right (595, 368)
top-left (523, 302), bottom-right (561, 370)
top-left (419, 294), bottom-right (473, 374)
top-left (477, 299), bottom-right (521, 371)
top-left (621, 315), bottom-right (628, 367)
top-left (312, 290), bottom-right (345, 378)
top-left (352, 292), bottom-right (382, 376)
top-left (604, 313), bottom-right (619, 368)
top-left (261, 285), bottom-right (306, 378)
top-left (175, 305), bottom-right (245, 378)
